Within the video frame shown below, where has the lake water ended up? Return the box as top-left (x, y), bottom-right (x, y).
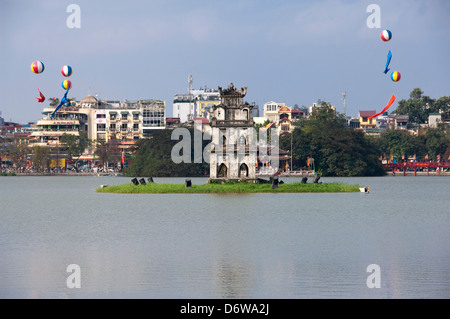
top-left (0, 175), bottom-right (449, 299)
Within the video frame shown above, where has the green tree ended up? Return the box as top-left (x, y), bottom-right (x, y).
top-left (394, 88), bottom-right (436, 124)
top-left (377, 130), bottom-right (420, 160)
top-left (281, 107), bottom-right (384, 176)
top-left (8, 142), bottom-right (29, 170)
top-left (125, 129), bottom-right (209, 177)
top-left (60, 132), bottom-right (91, 170)
top-left (434, 96), bottom-right (450, 119)
top-left (424, 126), bottom-right (449, 161)
top-left (377, 125), bottom-right (450, 162)
top-left (94, 137), bottom-right (121, 169)
top-left (32, 146), bottom-right (50, 173)
top-left (49, 97), bottom-right (59, 107)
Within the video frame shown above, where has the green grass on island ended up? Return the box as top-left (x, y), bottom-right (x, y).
top-left (96, 181), bottom-right (362, 194)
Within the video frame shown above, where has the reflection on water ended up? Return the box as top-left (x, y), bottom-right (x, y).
top-left (0, 175), bottom-right (449, 298)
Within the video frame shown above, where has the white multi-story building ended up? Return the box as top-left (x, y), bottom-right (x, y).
top-left (263, 101), bottom-right (286, 123)
top-left (173, 75), bottom-right (220, 123)
top-left (30, 93), bottom-right (165, 147)
top-left (173, 93), bottom-right (194, 123)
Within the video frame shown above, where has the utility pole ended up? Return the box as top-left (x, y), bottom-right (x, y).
top-left (290, 129), bottom-right (293, 172)
top-left (188, 75), bottom-right (194, 120)
top-left (342, 91), bottom-right (347, 116)
top-left (188, 74), bottom-right (193, 94)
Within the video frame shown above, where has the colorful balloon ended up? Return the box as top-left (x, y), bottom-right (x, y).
top-left (390, 71), bottom-right (401, 82)
top-left (62, 80), bottom-right (72, 90)
top-left (61, 65), bottom-right (73, 77)
top-left (380, 29), bottom-right (392, 42)
top-left (31, 61), bottom-right (45, 74)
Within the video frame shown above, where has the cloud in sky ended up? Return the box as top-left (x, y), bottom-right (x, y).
top-left (0, 0), bottom-right (449, 123)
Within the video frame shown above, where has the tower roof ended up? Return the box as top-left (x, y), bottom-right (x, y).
top-left (80, 94), bottom-right (98, 104)
top-left (218, 83), bottom-right (247, 98)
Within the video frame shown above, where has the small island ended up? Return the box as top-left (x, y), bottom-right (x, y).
top-left (96, 83), bottom-right (363, 195)
top-left (96, 179), bottom-right (362, 194)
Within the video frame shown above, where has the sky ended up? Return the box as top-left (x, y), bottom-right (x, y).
top-left (1, 0), bottom-right (449, 124)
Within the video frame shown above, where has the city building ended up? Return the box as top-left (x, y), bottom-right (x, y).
top-left (358, 110), bottom-right (377, 129)
top-left (30, 108), bottom-right (87, 147)
top-left (173, 93), bottom-right (194, 124)
top-left (29, 92), bottom-right (166, 165)
top-left (165, 117), bottom-right (181, 129)
top-left (278, 104), bottom-right (294, 135)
top-left (394, 115), bottom-right (409, 130)
top-left (173, 75), bottom-right (220, 123)
top-left (193, 88), bottom-right (221, 119)
top-left (428, 113), bottom-right (442, 128)
top-left (250, 103), bottom-right (260, 118)
top-left (291, 109), bottom-right (305, 121)
top-left (263, 101), bottom-right (285, 123)
top-left (348, 118), bottom-right (360, 129)
top-left (140, 99), bottom-right (166, 137)
top-left (262, 102), bottom-right (305, 134)
top-left (194, 117), bottom-right (211, 133)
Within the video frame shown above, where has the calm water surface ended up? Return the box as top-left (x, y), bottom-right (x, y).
top-left (0, 175), bottom-right (449, 298)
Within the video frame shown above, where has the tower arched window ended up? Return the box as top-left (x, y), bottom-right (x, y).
top-left (243, 109), bottom-right (249, 120)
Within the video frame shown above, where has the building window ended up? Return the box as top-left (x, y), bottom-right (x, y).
top-left (220, 131), bottom-right (227, 147)
top-left (110, 123), bottom-right (116, 131)
top-left (110, 114), bottom-right (116, 120)
top-left (133, 123), bottom-right (139, 131)
top-left (96, 114), bottom-right (106, 119)
top-left (122, 113), bottom-right (128, 120)
top-left (97, 124), bottom-right (106, 131)
top-left (243, 109), bottom-right (249, 120)
top-left (143, 109), bottom-right (164, 127)
top-left (121, 123), bottom-right (128, 131)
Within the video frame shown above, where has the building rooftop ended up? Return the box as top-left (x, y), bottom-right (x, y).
top-left (359, 110), bottom-right (377, 117)
top-left (194, 117), bottom-right (210, 124)
top-left (80, 94), bottom-right (98, 104)
top-left (166, 117), bottom-right (180, 123)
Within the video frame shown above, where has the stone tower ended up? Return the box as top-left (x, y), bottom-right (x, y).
top-left (209, 83), bottom-right (256, 180)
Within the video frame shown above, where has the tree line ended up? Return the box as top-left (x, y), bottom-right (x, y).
top-left (124, 128), bottom-right (209, 177)
top-left (1, 132), bottom-right (122, 173)
top-left (2, 88), bottom-right (448, 176)
top-left (279, 104), bottom-right (385, 176)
